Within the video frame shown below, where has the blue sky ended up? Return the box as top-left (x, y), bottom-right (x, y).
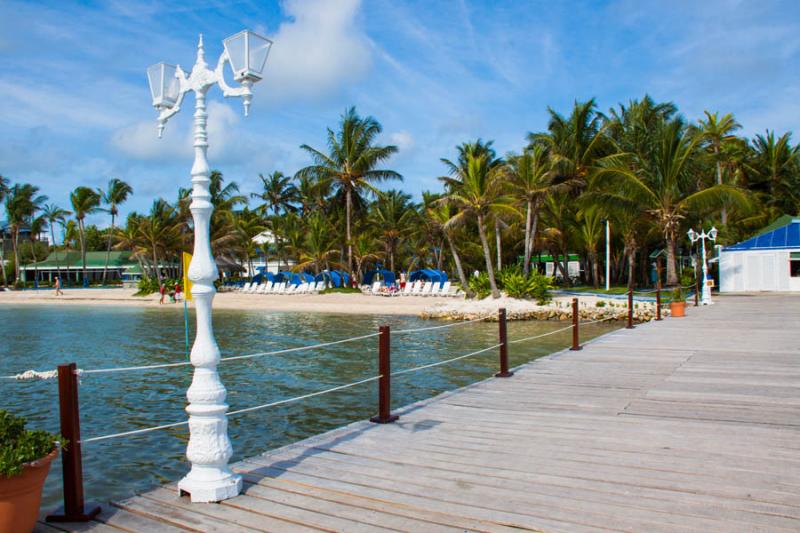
top-left (1, 0), bottom-right (799, 226)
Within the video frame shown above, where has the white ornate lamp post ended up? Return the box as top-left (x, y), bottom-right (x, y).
top-left (687, 226), bottom-right (717, 306)
top-left (147, 31), bottom-right (272, 503)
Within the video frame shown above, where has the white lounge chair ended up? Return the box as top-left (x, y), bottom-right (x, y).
top-left (246, 282), bottom-right (259, 293)
top-left (264, 281), bottom-right (276, 294)
top-left (256, 282), bottom-right (268, 294)
top-left (240, 282), bottom-right (252, 293)
top-left (438, 281), bottom-right (451, 297)
top-left (412, 281), bottom-right (426, 296)
top-left (401, 281), bottom-right (414, 296)
top-left (370, 281), bottom-right (382, 295)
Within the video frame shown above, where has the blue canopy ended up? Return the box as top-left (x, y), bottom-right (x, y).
top-left (314, 270), bottom-right (350, 288)
top-left (409, 269), bottom-right (448, 287)
top-left (362, 269), bottom-right (396, 286)
top-left (725, 220), bottom-right (800, 251)
top-left (287, 272), bottom-right (314, 285)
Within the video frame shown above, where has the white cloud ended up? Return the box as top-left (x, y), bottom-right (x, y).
top-left (389, 131), bottom-right (414, 151)
top-left (260, 0), bottom-right (372, 102)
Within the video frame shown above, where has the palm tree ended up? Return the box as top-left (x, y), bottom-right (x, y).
top-left (747, 131), bottom-right (800, 216)
top-left (298, 107), bottom-right (401, 278)
top-left (99, 178), bottom-right (133, 284)
top-left (0, 175), bottom-right (9, 287)
top-left (137, 199), bottom-right (182, 283)
top-left (371, 189), bottom-right (416, 272)
top-left (252, 171), bottom-right (299, 216)
top-left (41, 204), bottom-right (71, 284)
top-left (506, 145), bottom-right (556, 275)
top-left (440, 147), bottom-right (517, 298)
top-left (425, 201), bottom-right (471, 295)
top-left (69, 186), bottom-right (101, 286)
top-left (694, 111), bottom-right (741, 225)
top-left (292, 213), bottom-right (341, 276)
top-left (351, 233), bottom-right (382, 285)
top-left (5, 183), bottom-right (47, 284)
top-left (576, 206), bottom-right (604, 288)
top-left (595, 119), bottom-right (750, 284)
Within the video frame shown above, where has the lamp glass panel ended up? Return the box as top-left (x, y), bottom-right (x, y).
top-left (247, 31), bottom-right (272, 76)
top-left (224, 32), bottom-right (247, 77)
top-left (163, 64), bottom-right (179, 103)
top-left (147, 63), bottom-right (164, 102)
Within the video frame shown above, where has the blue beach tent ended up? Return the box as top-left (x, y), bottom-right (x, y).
top-left (314, 270), bottom-right (350, 288)
top-left (409, 269), bottom-right (448, 287)
top-left (362, 269), bottom-right (396, 287)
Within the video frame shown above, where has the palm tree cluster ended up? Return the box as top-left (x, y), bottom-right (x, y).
top-left (2, 98), bottom-right (798, 296)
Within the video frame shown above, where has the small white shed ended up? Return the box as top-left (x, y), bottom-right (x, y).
top-left (719, 217), bottom-right (800, 293)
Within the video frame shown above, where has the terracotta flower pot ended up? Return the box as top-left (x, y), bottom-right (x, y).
top-left (0, 449), bottom-right (57, 533)
top-left (670, 301), bottom-right (686, 318)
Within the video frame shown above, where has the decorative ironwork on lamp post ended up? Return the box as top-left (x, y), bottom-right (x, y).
top-left (147, 31), bottom-right (272, 503)
top-left (687, 226), bottom-right (717, 306)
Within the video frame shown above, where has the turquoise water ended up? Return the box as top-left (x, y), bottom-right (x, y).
top-left (0, 304), bottom-right (617, 508)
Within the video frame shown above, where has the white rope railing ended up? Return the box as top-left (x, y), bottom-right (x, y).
top-left (1, 332), bottom-right (382, 381)
top-left (392, 315), bottom-right (492, 335)
top-left (579, 315), bottom-right (620, 326)
top-left (391, 343), bottom-right (502, 376)
top-left (80, 374), bottom-right (382, 444)
top-left (507, 324), bottom-right (574, 345)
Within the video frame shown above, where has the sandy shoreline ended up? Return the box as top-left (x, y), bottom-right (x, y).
top-left (0, 288), bottom-right (438, 315)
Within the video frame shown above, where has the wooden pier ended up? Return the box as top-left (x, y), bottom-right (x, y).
top-left (39, 294), bottom-right (800, 532)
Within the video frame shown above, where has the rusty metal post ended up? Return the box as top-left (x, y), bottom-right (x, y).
top-left (626, 290), bottom-right (635, 329)
top-left (370, 326), bottom-right (398, 424)
top-left (495, 308), bottom-right (513, 377)
top-left (571, 298), bottom-right (582, 350)
top-left (47, 363), bottom-right (101, 523)
top-left (694, 276), bottom-right (700, 307)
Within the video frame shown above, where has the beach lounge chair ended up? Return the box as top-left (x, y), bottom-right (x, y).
top-left (245, 282), bottom-right (258, 294)
top-left (298, 282), bottom-right (311, 294)
top-left (418, 282), bottom-right (433, 296)
top-left (401, 282), bottom-right (414, 296)
top-left (412, 281), bottom-right (426, 296)
top-left (256, 282), bottom-right (268, 294)
top-left (425, 282), bottom-right (440, 297)
top-left (370, 281), bottom-right (382, 295)
top-left (272, 282), bottom-right (286, 295)
top-left (240, 282), bottom-right (252, 293)
top-left (264, 281), bottom-right (276, 294)
top-left (438, 281), bottom-right (451, 297)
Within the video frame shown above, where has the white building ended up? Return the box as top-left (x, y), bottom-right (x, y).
top-left (719, 217), bottom-right (800, 292)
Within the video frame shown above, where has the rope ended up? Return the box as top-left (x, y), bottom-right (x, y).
top-left (507, 324), bottom-right (574, 345)
top-left (392, 315), bottom-right (492, 335)
top-left (392, 344), bottom-right (502, 376)
top-left (227, 375), bottom-right (381, 416)
top-left (2, 332), bottom-right (381, 380)
top-left (578, 315), bottom-right (619, 326)
top-left (81, 419), bottom-right (188, 444)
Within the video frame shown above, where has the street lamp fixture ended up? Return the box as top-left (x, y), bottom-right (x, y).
top-left (687, 226), bottom-right (717, 305)
top-left (147, 30), bottom-right (271, 504)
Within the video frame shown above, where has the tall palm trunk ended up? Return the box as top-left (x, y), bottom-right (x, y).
top-left (445, 233), bottom-right (470, 297)
top-left (345, 186), bottom-right (353, 280)
top-left (523, 200), bottom-right (533, 275)
top-left (477, 214), bottom-right (500, 298)
top-left (436, 238), bottom-right (445, 271)
top-left (151, 243), bottom-right (163, 283)
top-left (590, 251), bottom-right (599, 288)
top-left (29, 238), bottom-right (38, 286)
top-left (103, 213), bottom-right (115, 285)
top-left (716, 157), bottom-right (727, 225)
top-left (626, 247), bottom-right (636, 291)
top-left (494, 217), bottom-right (502, 271)
top-left (78, 220), bottom-right (87, 285)
top-left (12, 229), bottom-right (20, 285)
top-left (665, 237), bottom-right (678, 286)
top-left (0, 237), bottom-right (7, 288)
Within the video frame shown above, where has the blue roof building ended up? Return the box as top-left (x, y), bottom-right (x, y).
top-left (720, 217), bottom-right (800, 292)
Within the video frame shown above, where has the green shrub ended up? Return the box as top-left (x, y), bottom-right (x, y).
top-left (595, 300), bottom-right (606, 307)
top-left (0, 410), bottom-right (60, 478)
top-left (135, 276), bottom-right (159, 296)
top-left (319, 287), bottom-right (362, 294)
top-left (489, 267), bottom-right (552, 303)
top-left (467, 272), bottom-right (492, 299)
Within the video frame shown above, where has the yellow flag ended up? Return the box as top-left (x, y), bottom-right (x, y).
top-left (182, 252), bottom-right (193, 302)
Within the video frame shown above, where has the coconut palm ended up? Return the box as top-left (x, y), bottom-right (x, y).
top-left (42, 204), bottom-right (71, 283)
top-left (595, 119), bottom-right (751, 284)
top-left (694, 111), bottom-right (741, 225)
top-left (576, 206), bottom-right (604, 288)
top-left (440, 147), bottom-right (517, 298)
top-left (746, 131), bottom-right (800, 216)
top-left (99, 178), bottom-right (133, 284)
top-left (425, 201), bottom-right (471, 295)
top-left (292, 213), bottom-right (341, 276)
top-left (505, 145), bottom-right (556, 275)
top-left (137, 199), bottom-right (182, 282)
top-left (69, 186), bottom-right (101, 286)
top-left (5, 183), bottom-right (47, 284)
top-left (297, 107), bottom-right (401, 278)
top-left (252, 171), bottom-right (299, 217)
top-left (370, 189), bottom-right (417, 273)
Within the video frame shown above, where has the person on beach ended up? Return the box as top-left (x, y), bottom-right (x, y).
top-left (175, 283), bottom-right (182, 301)
top-left (54, 276), bottom-right (63, 296)
top-left (159, 283), bottom-right (166, 304)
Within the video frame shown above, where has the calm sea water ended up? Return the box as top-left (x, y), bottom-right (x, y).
top-left (0, 304), bottom-right (617, 508)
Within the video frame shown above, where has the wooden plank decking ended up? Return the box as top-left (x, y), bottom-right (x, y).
top-left (40, 294), bottom-right (800, 532)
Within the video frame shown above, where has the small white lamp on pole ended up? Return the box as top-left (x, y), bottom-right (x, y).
top-left (687, 226), bottom-right (717, 306)
top-left (147, 30), bottom-right (272, 503)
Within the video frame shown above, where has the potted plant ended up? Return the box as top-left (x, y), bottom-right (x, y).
top-left (669, 287), bottom-right (686, 317)
top-left (0, 410), bottom-right (60, 533)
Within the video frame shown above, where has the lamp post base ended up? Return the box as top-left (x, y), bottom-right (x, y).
top-left (178, 472), bottom-right (242, 503)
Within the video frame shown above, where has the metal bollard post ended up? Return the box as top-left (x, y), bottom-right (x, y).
top-left (571, 298), bottom-right (581, 350)
top-left (694, 277), bottom-right (700, 307)
top-left (47, 363), bottom-right (101, 523)
top-left (655, 286), bottom-right (662, 321)
top-left (370, 326), bottom-right (398, 424)
top-left (627, 290), bottom-right (635, 329)
top-left (495, 308), bottom-right (513, 377)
